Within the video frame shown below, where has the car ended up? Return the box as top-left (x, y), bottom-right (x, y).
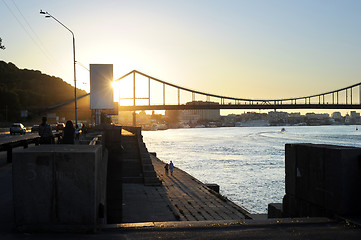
top-left (56, 123), bottom-right (65, 131)
top-left (10, 123), bottom-right (26, 135)
top-left (31, 125), bottom-right (39, 132)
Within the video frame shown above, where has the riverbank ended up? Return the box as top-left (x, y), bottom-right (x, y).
top-left (0, 127), bottom-right (360, 239)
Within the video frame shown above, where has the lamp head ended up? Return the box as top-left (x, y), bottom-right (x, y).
top-left (40, 10), bottom-right (46, 14)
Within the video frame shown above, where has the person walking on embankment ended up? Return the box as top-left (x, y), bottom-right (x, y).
top-left (38, 116), bottom-right (53, 144)
top-left (164, 163), bottom-right (169, 175)
top-left (169, 161), bottom-right (174, 176)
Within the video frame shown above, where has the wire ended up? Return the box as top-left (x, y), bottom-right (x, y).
top-left (10, 0), bottom-right (55, 63)
top-left (1, 0), bottom-right (54, 64)
top-left (76, 61), bottom-right (90, 71)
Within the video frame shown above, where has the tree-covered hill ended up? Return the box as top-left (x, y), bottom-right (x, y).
top-left (0, 61), bottom-right (87, 121)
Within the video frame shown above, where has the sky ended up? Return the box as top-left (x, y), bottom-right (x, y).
top-left (1, 0), bottom-right (361, 114)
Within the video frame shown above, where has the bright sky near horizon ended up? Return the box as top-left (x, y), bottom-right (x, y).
top-left (1, 0), bottom-right (361, 113)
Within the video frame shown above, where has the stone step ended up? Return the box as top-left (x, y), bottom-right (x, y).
top-left (143, 171), bottom-right (157, 178)
top-left (122, 177), bottom-right (144, 184)
top-left (144, 177), bottom-right (162, 186)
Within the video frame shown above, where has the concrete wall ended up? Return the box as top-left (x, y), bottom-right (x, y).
top-left (12, 145), bottom-right (106, 231)
top-left (283, 143), bottom-right (361, 218)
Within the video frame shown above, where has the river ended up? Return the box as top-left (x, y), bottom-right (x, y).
top-left (142, 125), bottom-right (361, 214)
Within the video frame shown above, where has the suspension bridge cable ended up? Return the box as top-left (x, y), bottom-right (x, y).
top-left (116, 70), bottom-right (361, 104)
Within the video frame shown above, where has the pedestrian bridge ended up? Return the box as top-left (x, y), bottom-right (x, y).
top-left (114, 70), bottom-right (361, 111)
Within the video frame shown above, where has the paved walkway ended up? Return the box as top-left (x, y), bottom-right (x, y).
top-left (122, 155), bottom-right (250, 223)
top-left (150, 155), bottom-right (251, 221)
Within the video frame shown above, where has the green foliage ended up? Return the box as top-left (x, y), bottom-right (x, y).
top-left (0, 61), bottom-right (86, 121)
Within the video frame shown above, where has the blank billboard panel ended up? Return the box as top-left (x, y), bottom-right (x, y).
top-left (90, 64), bottom-right (114, 109)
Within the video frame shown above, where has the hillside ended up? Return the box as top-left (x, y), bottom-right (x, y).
top-left (0, 61), bottom-right (87, 121)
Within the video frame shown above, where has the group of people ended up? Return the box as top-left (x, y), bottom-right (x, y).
top-left (164, 161), bottom-right (174, 176)
top-left (38, 117), bottom-right (85, 144)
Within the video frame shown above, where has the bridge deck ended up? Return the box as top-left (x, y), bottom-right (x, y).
top-left (118, 103), bottom-right (361, 111)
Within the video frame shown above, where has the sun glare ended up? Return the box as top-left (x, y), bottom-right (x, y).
top-left (113, 73), bottom-right (151, 106)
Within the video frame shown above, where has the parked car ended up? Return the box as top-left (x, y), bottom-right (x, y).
top-left (10, 123), bottom-right (26, 135)
top-left (31, 125), bottom-right (39, 133)
top-left (56, 123), bottom-right (65, 131)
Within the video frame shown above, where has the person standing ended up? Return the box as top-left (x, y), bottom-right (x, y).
top-left (62, 120), bottom-right (75, 144)
top-left (38, 116), bottom-right (53, 144)
top-left (164, 163), bottom-right (169, 175)
top-left (169, 161), bottom-right (174, 176)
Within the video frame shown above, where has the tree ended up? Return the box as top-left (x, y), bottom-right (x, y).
top-left (0, 38), bottom-right (5, 50)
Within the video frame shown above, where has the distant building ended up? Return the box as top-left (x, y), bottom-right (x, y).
top-left (306, 113), bottom-right (330, 125)
top-left (350, 111), bottom-right (360, 124)
top-left (180, 101), bottom-right (220, 123)
top-left (331, 112), bottom-right (342, 121)
top-left (267, 111), bottom-right (288, 124)
top-left (306, 113), bottom-right (329, 119)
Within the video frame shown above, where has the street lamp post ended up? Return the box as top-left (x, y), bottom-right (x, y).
top-left (40, 10), bottom-right (78, 126)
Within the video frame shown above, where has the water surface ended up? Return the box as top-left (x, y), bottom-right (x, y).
top-left (143, 125), bottom-right (361, 213)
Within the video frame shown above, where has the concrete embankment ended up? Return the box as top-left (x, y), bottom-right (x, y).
top-left (119, 126), bottom-right (252, 223)
top-left (122, 153), bottom-right (252, 223)
top-left (1, 126), bottom-right (361, 239)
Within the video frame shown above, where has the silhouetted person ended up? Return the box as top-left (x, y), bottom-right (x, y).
top-left (62, 120), bottom-right (75, 144)
top-left (75, 124), bottom-right (80, 141)
top-left (38, 116), bottom-right (53, 144)
top-left (82, 124), bottom-right (88, 136)
top-left (169, 161), bottom-right (174, 176)
top-left (164, 163), bottom-right (169, 175)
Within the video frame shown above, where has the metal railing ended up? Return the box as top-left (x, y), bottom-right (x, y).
top-left (0, 132), bottom-right (61, 163)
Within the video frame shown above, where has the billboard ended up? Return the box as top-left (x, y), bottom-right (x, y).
top-left (90, 64), bottom-right (114, 109)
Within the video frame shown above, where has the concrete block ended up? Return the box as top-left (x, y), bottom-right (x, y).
top-left (205, 184), bottom-right (220, 193)
top-left (285, 144), bottom-right (296, 196)
top-left (103, 126), bottom-right (122, 153)
top-left (12, 145), bottom-right (106, 231)
top-left (268, 203), bottom-right (283, 218)
top-left (282, 194), bottom-right (297, 217)
top-left (284, 143), bottom-right (361, 218)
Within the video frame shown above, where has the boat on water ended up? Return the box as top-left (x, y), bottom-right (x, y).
top-left (280, 128), bottom-right (286, 133)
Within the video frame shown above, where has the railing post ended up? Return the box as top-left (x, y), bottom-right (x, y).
top-left (337, 91), bottom-right (339, 104)
top-left (351, 87), bottom-right (353, 105)
top-left (6, 145), bottom-right (12, 163)
top-left (346, 89), bottom-right (348, 105)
